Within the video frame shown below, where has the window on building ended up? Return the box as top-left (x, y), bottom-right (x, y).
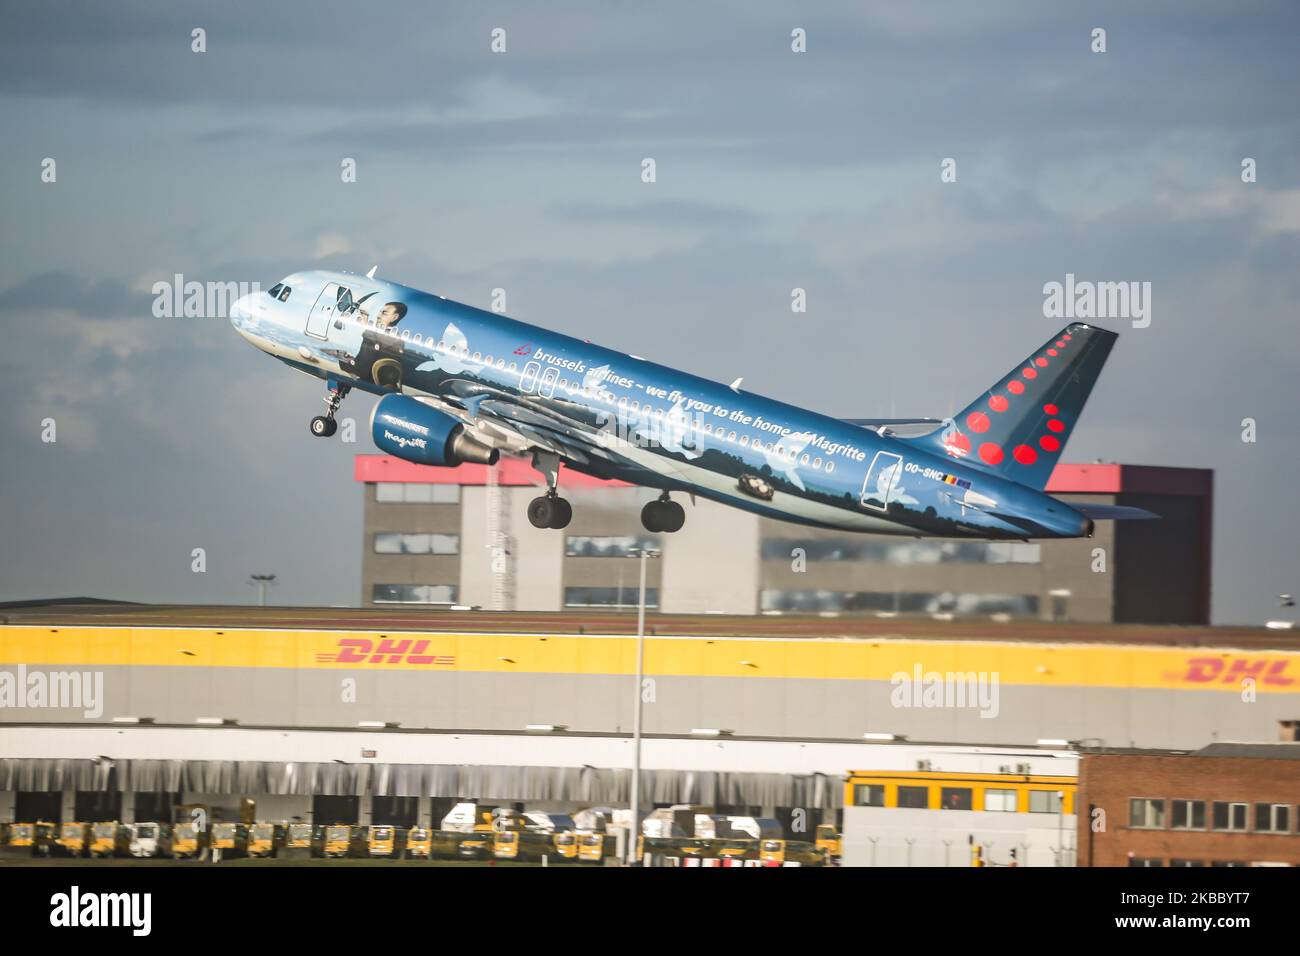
top-left (1170, 859), bottom-right (1205, 867)
top-left (759, 589), bottom-right (1039, 618)
top-left (1029, 790), bottom-right (1064, 813)
top-left (1254, 804), bottom-right (1290, 833)
top-left (1170, 800), bottom-right (1206, 830)
top-left (896, 786), bottom-right (929, 809)
top-left (940, 787), bottom-right (973, 811)
top-left (565, 535), bottom-right (659, 558)
top-left (564, 587), bottom-right (659, 609)
top-left (1212, 802), bottom-right (1248, 832)
top-left (371, 584), bottom-right (457, 605)
top-left (1127, 858), bottom-right (1164, 868)
top-left (852, 784), bottom-right (885, 808)
top-left (1129, 798), bottom-right (1165, 828)
top-left (374, 533), bottom-right (459, 555)
top-left (374, 483), bottom-right (460, 504)
top-left (983, 789), bottom-right (1017, 812)
top-left (1210, 860), bottom-right (1246, 867)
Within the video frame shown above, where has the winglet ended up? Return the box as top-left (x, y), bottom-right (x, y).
top-left (366, 265), bottom-right (378, 279)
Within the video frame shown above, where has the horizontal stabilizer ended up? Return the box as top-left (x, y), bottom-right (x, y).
top-left (1072, 504), bottom-right (1158, 521)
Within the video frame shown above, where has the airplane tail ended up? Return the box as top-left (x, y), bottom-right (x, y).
top-left (903, 322), bottom-right (1118, 491)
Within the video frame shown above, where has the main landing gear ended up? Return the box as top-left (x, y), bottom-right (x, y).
top-left (527, 490), bottom-right (573, 530)
top-left (641, 493), bottom-right (685, 533)
top-left (528, 451), bottom-right (573, 530)
top-left (310, 382), bottom-right (350, 438)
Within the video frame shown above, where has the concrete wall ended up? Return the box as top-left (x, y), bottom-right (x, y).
top-left (843, 805), bottom-right (1077, 867)
top-left (3, 664), bottom-right (1297, 750)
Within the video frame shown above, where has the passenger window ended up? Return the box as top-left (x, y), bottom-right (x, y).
top-left (801, 453), bottom-right (810, 464)
top-left (827, 462), bottom-right (835, 474)
top-left (401, 329), bottom-right (411, 341)
top-left (279, 286), bottom-right (292, 302)
top-left (739, 436), bottom-right (749, 446)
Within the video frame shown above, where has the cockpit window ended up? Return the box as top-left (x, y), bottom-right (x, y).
top-left (268, 284), bottom-right (283, 298)
top-left (279, 286), bottom-right (292, 302)
top-left (336, 287), bottom-right (354, 313)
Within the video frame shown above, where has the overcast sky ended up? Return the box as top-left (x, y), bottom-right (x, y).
top-left (1, 1), bottom-right (1296, 624)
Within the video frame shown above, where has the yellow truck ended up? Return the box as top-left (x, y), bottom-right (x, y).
top-left (577, 831), bottom-right (613, 864)
top-left (209, 822), bottom-right (248, 858)
top-left (759, 839), bottom-right (826, 866)
top-left (279, 822), bottom-right (313, 860)
top-left (314, 824), bottom-right (353, 859)
top-left (815, 824), bottom-right (842, 863)
top-left (56, 822), bottom-right (90, 858)
top-left (356, 825), bottom-right (399, 858)
top-left (170, 822), bottom-right (204, 859)
top-left (246, 822), bottom-right (277, 858)
top-left (2, 822), bottom-right (52, 859)
top-left (493, 828), bottom-right (560, 862)
top-left (403, 826), bottom-right (432, 859)
top-left (89, 821), bottom-right (129, 858)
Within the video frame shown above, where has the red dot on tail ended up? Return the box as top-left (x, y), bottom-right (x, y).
top-left (1064, 334), bottom-right (1072, 340)
top-left (1055, 340), bottom-right (1066, 348)
top-left (1035, 357), bottom-right (1049, 367)
top-left (1007, 381), bottom-right (1025, 395)
top-left (979, 443), bottom-right (1004, 465)
top-left (1013, 445), bottom-right (1037, 465)
top-left (1047, 349), bottom-right (1058, 357)
top-left (1043, 403), bottom-right (1059, 415)
top-left (1023, 368), bottom-right (1038, 379)
top-left (1040, 435), bottom-right (1061, 452)
top-left (947, 432), bottom-right (971, 455)
top-left (988, 395), bottom-right (1009, 413)
top-left (1047, 419), bottom-right (1065, 433)
top-left (966, 412), bottom-right (990, 433)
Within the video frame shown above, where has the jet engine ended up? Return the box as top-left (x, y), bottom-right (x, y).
top-left (370, 394), bottom-right (499, 467)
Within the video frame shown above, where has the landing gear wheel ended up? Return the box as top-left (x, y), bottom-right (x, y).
top-left (310, 416), bottom-right (337, 438)
top-left (528, 495), bottom-right (572, 530)
top-left (642, 497), bottom-right (685, 533)
top-left (549, 497), bottom-right (573, 530)
top-left (659, 500), bottom-right (685, 533)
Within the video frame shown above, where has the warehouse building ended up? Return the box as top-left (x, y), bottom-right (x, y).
top-left (1076, 741), bottom-right (1300, 867)
top-left (357, 456), bottom-right (1213, 624)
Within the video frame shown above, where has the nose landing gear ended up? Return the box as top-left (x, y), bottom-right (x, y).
top-left (310, 382), bottom-right (350, 438)
top-left (641, 493), bottom-right (685, 533)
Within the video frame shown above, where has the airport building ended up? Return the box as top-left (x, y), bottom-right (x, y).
top-left (356, 456), bottom-right (1213, 624)
top-left (2, 597), bottom-right (1296, 856)
top-left (1076, 742), bottom-right (1300, 867)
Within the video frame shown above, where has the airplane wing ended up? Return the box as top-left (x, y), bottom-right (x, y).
top-left (1071, 504), bottom-right (1159, 520)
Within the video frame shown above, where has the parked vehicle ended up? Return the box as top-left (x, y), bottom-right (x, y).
top-left (128, 822), bottom-right (167, 858)
top-left (55, 822), bottom-right (90, 858)
top-left (89, 821), bottom-right (129, 858)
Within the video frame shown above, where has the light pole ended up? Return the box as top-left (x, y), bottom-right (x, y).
top-left (249, 574), bottom-right (276, 607)
top-left (626, 546), bottom-right (659, 865)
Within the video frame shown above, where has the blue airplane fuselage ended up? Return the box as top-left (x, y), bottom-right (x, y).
top-left (231, 269), bottom-right (1095, 540)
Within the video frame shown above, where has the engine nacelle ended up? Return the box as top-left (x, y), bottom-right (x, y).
top-left (370, 394), bottom-right (499, 467)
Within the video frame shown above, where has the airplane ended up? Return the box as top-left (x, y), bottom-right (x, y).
top-left (229, 269), bottom-right (1153, 538)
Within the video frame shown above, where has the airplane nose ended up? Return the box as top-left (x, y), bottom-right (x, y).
top-left (229, 293), bottom-right (254, 326)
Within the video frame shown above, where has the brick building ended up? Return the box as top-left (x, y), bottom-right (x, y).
top-left (1077, 743), bottom-right (1300, 867)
